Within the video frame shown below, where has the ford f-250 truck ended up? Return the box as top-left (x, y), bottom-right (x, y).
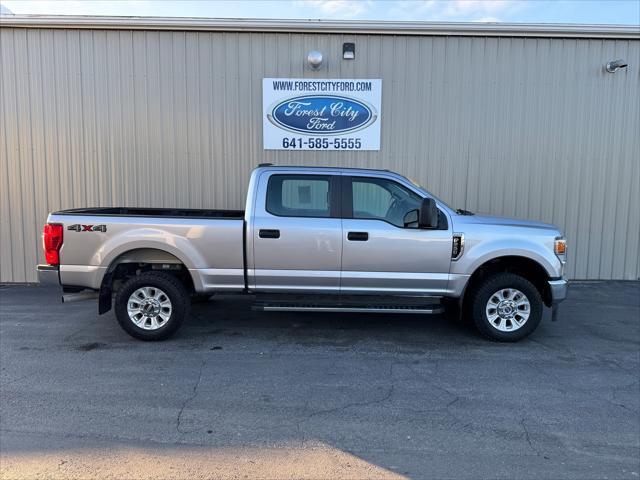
top-left (37, 165), bottom-right (568, 342)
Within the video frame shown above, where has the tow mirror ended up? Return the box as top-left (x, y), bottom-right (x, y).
top-left (419, 198), bottom-right (438, 229)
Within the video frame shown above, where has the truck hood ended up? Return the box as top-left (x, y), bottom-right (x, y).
top-left (460, 213), bottom-right (559, 232)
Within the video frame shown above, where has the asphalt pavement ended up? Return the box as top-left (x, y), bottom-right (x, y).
top-left (1, 281), bottom-right (639, 479)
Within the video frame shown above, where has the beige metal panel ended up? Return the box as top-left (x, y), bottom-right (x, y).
top-left (0, 28), bottom-right (14, 281)
top-left (0, 27), bottom-right (638, 282)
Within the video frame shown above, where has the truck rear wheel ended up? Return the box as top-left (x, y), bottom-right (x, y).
top-left (470, 273), bottom-right (543, 342)
top-left (114, 272), bottom-right (189, 341)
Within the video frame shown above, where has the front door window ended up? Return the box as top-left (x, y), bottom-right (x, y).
top-left (351, 177), bottom-right (422, 228)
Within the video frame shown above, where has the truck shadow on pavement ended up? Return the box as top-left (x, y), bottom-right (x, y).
top-left (186, 296), bottom-right (481, 349)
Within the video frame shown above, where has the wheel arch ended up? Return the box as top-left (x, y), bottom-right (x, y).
top-left (98, 247), bottom-right (196, 315)
top-left (461, 255), bottom-right (553, 310)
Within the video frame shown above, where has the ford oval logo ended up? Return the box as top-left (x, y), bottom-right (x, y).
top-left (269, 95), bottom-right (376, 135)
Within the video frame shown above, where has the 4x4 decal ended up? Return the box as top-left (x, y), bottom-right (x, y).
top-left (67, 224), bottom-right (107, 232)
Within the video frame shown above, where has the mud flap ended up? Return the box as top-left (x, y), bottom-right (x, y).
top-left (98, 271), bottom-right (114, 315)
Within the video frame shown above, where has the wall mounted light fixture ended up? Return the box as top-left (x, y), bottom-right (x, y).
top-left (307, 50), bottom-right (323, 69)
top-left (343, 43), bottom-right (355, 60)
top-left (606, 59), bottom-right (628, 73)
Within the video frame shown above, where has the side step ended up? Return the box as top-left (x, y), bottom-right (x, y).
top-left (255, 304), bottom-right (444, 314)
top-left (252, 295), bottom-right (445, 314)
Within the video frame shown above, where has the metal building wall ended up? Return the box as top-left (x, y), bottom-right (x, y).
top-left (1, 25), bottom-right (638, 282)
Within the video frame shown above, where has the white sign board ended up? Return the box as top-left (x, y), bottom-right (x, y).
top-left (263, 78), bottom-right (382, 151)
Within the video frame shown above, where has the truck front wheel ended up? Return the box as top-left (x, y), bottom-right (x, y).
top-left (114, 272), bottom-right (190, 341)
top-left (470, 273), bottom-right (543, 342)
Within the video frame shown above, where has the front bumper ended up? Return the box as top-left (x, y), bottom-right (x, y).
top-left (37, 264), bottom-right (60, 286)
top-left (548, 279), bottom-right (568, 304)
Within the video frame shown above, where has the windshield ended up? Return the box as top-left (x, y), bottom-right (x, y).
top-left (402, 175), bottom-right (455, 212)
top-left (404, 175), bottom-right (474, 215)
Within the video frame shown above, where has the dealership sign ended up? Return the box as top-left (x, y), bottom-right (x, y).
top-left (263, 79), bottom-right (382, 150)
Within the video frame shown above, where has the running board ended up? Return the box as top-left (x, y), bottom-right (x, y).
top-left (62, 291), bottom-right (99, 303)
top-left (253, 303), bottom-right (445, 314)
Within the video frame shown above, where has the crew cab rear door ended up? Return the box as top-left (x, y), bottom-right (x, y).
top-left (248, 170), bottom-right (342, 292)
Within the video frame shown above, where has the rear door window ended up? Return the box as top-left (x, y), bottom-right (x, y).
top-left (266, 175), bottom-right (332, 218)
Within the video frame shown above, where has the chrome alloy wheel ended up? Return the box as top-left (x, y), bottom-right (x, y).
top-left (485, 288), bottom-right (531, 332)
top-left (127, 287), bottom-right (172, 330)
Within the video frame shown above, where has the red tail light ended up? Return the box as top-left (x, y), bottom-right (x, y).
top-left (43, 223), bottom-right (63, 265)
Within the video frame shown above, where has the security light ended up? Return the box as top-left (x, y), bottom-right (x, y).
top-left (343, 43), bottom-right (355, 60)
top-left (606, 59), bottom-right (628, 73)
top-left (307, 50), bottom-right (323, 69)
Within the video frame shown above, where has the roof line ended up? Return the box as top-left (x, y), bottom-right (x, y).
top-left (1, 15), bottom-right (639, 39)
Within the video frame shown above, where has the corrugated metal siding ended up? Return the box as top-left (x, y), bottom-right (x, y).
top-left (1, 27), bottom-right (638, 282)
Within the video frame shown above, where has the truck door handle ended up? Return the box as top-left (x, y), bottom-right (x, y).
top-left (259, 229), bottom-right (280, 239)
top-left (347, 231), bottom-right (368, 241)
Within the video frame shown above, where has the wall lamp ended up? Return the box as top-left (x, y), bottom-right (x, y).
top-left (307, 50), bottom-right (323, 70)
top-left (606, 59), bottom-right (628, 73)
top-left (343, 43), bottom-right (355, 60)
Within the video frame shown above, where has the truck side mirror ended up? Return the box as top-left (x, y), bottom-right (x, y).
top-left (419, 198), bottom-right (439, 229)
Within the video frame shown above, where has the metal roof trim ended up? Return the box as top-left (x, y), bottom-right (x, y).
top-left (1, 15), bottom-right (639, 39)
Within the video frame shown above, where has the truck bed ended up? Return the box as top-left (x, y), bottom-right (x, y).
top-left (48, 207), bottom-right (246, 292)
top-left (53, 207), bottom-right (244, 219)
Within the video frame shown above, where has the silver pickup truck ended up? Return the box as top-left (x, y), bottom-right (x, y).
top-left (37, 165), bottom-right (567, 342)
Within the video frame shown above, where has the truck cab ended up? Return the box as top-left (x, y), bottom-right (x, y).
top-left (247, 166), bottom-right (453, 295)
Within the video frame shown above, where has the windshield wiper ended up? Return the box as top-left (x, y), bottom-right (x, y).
top-left (456, 208), bottom-right (474, 216)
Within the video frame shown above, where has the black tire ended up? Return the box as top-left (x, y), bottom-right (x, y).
top-left (114, 272), bottom-right (190, 341)
top-left (470, 273), bottom-right (543, 342)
